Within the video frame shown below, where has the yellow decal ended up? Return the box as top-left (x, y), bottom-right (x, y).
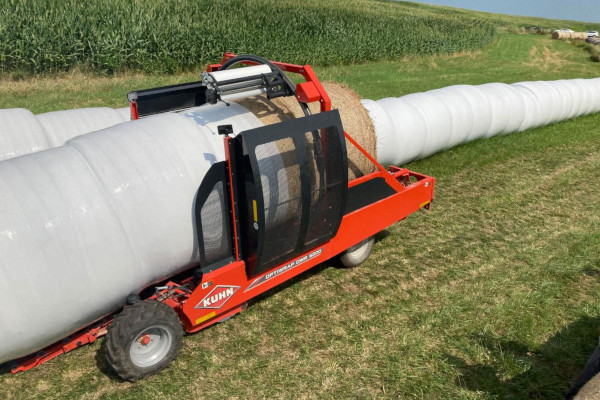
top-left (253, 200), bottom-right (258, 222)
top-left (195, 312), bottom-right (216, 325)
top-left (419, 201), bottom-right (430, 208)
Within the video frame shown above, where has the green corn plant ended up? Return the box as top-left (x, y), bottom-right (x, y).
top-left (0, 0), bottom-right (496, 74)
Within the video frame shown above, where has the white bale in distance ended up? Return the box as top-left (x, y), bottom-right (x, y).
top-left (115, 107), bottom-right (132, 121)
top-left (0, 109), bottom-right (50, 161)
top-left (425, 86), bottom-right (474, 148)
top-left (399, 92), bottom-right (454, 159)
top-left (0, 102), bottom-right (262, 364)
top-left (480, 83), bottom-right (513, 137)
top-left (36, 107), bottom-right (128, 147)
top-left (0, 106), bottom-right (132, 162)
top-left (363, 77), bottom-right (600, 166)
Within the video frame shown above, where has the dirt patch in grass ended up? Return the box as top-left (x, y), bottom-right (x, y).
top-left (525, 45), bottom-right (570, 70)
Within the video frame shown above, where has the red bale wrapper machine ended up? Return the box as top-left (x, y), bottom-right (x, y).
top-left (10, 54), bottom-right (434, 381)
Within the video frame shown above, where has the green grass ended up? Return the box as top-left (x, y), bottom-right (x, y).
top-left (0, 0), bottom-right (496, 74)
top-left (1, 22), bottom-right (600, 400)
top-left (584, 43), bottom-right (600, 62)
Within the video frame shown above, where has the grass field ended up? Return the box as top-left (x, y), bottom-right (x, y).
top-left (1, 11), bottom-right (600, 400)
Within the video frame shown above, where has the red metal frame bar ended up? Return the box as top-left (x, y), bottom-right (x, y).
top-left (224, 136), bottom-right (240, 261)
top-left (130, 101), bottom-right (139, 121)
top-left (10, 319), bottom-right (111, 373)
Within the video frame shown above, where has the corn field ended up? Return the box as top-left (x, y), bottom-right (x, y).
top-left (0, 0), bottom-right (496, 74)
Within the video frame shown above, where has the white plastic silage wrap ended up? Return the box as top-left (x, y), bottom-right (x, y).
top-left (0, 102), bottom-right (262, 364)
top-left (0, 146), bottom-right (141, 363)
top-left (363, 78), bottom-right (600, 166)
top-left (0, 108), bottom-right (50, 160)
top-left (0, 107), bottom-right (131, 162)
top-left (37, 107), bottom-right (128, 147)
top-left (115, 106), bottom-right (132, 121)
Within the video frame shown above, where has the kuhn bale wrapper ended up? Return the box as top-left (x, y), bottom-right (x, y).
top-left (4, 54), bottom-right (434, 381)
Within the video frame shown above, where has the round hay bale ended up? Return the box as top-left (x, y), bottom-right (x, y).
top-left (235, 82), bottom-right (377, 179)
top-left (553, 31), bottom-right (589, 40)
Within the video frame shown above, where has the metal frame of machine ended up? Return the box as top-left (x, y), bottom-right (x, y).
top-left (10, 54), bottom-right (435, 378)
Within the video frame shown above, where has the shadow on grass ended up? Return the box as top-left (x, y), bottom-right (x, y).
top-left (95, 344), bottom-right (122, 382)
top-left (447, 316), bottom-right (600, 399)
top-left (0, 362), bottom-right (11, 377)
top-left (248, 229), bottom-right (391, 307)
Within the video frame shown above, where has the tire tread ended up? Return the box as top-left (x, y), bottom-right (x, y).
top-left (105, 300), bottom-right (183, 382)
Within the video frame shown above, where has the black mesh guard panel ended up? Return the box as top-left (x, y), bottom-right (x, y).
top-left (304, 128), bottom-right (346, 248)
top-left (255, 138), bottom-right (303, 266)
top-left (194, 162), bottom-right (234, 272)
top-left (200, 181), bottom-right (229, 261)
top-left (241, 110), bottom-right (348, 277)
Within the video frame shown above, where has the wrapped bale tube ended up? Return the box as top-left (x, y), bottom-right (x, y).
top-left (363, 78), bottom-right (600, 166)
top-left (0, 103), bottom-right (264, 364)
top-left (0, 108), bottom-right (51, 160)
top-left (36, 107), bottom-right (128, 147)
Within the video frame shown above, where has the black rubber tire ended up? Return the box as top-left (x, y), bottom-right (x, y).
top-left (105, 300), bottom-right (183, 382)
top-left (338, 236), bottom-right (375, 268)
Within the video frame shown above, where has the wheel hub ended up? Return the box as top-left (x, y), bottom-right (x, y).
top-left (129, 325), bottom-right (173, 368)
top-left (139, 334), bottom-right (151, 346)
